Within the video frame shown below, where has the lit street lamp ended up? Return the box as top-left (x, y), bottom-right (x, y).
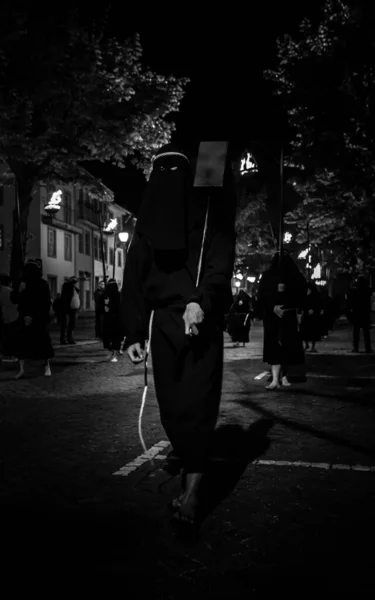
top-left (283, 231), bottom-right (292, 244)
top-left (103, 217), bottom-right (130, 279)
top-left (44, 190), bottom-right (62, 216)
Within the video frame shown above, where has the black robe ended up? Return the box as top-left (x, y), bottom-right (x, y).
top-left (13, 279), bottom-right (54, 360)
top-left (258, 269), bottom-right (306, 366)
top-left (121, 211), bottom-right (235, 473)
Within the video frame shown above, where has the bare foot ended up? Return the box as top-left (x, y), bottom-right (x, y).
top-left (281, 376), bottom-right (291, 387)
top-left (266, 381), bottom-right (280, 390)
top-left (179, 492), bottom-right (199, 524)
top-left (15, 371), bottom-right (24, 380)
top-left (44, 365), bottom-right (51, 377)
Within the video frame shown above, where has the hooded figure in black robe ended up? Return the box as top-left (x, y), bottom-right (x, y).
top-left (257, 252), bottom-right (306, 389)
top-left (121, 143), bottom-right (236, 526)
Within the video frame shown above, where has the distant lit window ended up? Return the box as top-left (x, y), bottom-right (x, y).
top-left (78, 231), bottom-right (83, 253)
top-left (94, 236), bottom-right (99, 260)
top-left (64, 233), bottom-right (72, 262)
top-left (47, 228), bottom-right (56, 258)
top-left (101, 240), bottom-right (107, 263)
top-left (85, 231), bottom-right (91, 256)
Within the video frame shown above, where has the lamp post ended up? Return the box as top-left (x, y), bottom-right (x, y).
top-left (113, 230), bottom-right (129, 279)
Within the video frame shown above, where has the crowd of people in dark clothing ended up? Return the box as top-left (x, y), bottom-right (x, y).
top-left (0, 254), bottom-right (373, 383)
top-left (225, 254), bottom-right (373, 389)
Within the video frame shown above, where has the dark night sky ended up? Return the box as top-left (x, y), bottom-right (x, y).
top-left (86, 2), bottom-right (326, 211)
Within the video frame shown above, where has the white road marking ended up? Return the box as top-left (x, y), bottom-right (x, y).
top-left (254, 371), bottom-right (269, 380)
top-left (253, 371), bottom-right (375, 381)
top-left (113, 441), bottom-right (375, 476)
top-left (254, 459), bottom-right (375, 472)
top-left (113, 440), bottom-right (170, 477)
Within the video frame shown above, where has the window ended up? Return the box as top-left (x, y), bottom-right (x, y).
top-left (78, 231), bottom-right (83, 253)
top-left (93, 236), bottom-right (99, 260)
top-left (64, 233), bottom-right (72, 261)
top-left (94, 276), bottom-right (99, 292)
top-left (47, 275), bottom-right (57, 299)
top-left (101, 240), bottom-right (107, 263)
top-left (0, 186), bottom-right (4, 206)
top-left (85, 231), bottom-right (91, 256)
top-left (109, 247), bottom-right (114, 265)
top-left (117, 249), bottom-right (122, 267)
top-left (63, 191), bottom-right (72, 224)
top-left (47, 228), bottom-right (56, 258)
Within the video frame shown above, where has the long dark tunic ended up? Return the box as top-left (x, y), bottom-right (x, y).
top-left (121, 216), bottom-right (235, 473)
top-left (228, 301), bottom-right (252, 343)
top-left (102, 289), bottom-right (123, 352)
top-left (14, 279), bottom-right (54, 360)
top-left (258, 272), bottom-right (306, 366)
top-left (301, 293), bottom-right (323, 343)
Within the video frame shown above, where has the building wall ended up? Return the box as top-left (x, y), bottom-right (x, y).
top-left (0, 169), bottom-right (129, 309)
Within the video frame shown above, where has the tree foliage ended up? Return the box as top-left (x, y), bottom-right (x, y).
top-left (0, 5), bottom-right (189, 280)
top-left (285, 171), bottom-right (375, 277)
top-left (264, 0), bottom-right (375, 276)
top-left (235, 188), bottom-right (278, 272)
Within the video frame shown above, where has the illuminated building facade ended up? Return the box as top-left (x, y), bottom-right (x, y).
top-left (0, 170), bottom-right (131, 310)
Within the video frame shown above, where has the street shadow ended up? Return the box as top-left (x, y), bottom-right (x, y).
top-left (199, 418), bottom-right (274, 523)
top-left (235, 393), bottom-right (375, 459)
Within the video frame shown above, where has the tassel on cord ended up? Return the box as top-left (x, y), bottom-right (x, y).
top-left (137, 198), bottom-right (211, 461)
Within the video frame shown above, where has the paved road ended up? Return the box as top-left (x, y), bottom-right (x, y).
top-left (1, 322), bottom-right (374, 596)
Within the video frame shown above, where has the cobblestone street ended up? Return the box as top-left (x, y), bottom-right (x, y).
top-left (1, 322), bottom-right (375, 596)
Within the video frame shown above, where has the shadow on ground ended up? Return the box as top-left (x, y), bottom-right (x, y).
top-left (199, 418), bottom-right (274, 522)
top-left (235, 392), bottom-right (375, 459)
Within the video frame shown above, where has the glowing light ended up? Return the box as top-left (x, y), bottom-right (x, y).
top-left (240, 152), bottom-right (258, 176)
top-left (45, 190), bottom-right (62, 214)
top-left (315, 280), bottom-right (327, 286)
top-left (247, 276), bottom-right (256, 283)
top-left (235, 273), bottom-right (243, 280)
top-left (298, 248), bottom-right (309, 259)
top-left (118, 231), bottom-right (129, 243)
top-left (312, 263), bottom-right (322, 280)
top-left (284, 232), bottom-right (292, 243)
top-left (234, 281), bottom-right (241, 287)
top-left (103, 218), bottom-right (118, 233)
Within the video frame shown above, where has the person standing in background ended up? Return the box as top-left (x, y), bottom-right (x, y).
top-left (102, 279), bottom-right (123, 362)
top-left (347, 275), bottom-right (373, 353)
top-left (59, 276), bottom-right (80, 345)
top-left (227, 289), bottom-right (253, 347)
top-left (257, 252), bottom-right (306, 389)
top-left (0, 276), bottom-right (19, 361)
top-left (301, 282), bottom-right (322, 352)
top-left (11, 259), bottom-right (54, 379)
top-left (94, 280), bottom-right (105, 340)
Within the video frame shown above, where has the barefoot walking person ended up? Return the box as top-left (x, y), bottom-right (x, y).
top-left (121, 144), bottom-right (236, 527)
top-left (302, 282), bottom-right (322, 352)
top-left (12, 259), bottom-right (54, 379)
top-left (102, 278), bottom-right (123, 362)
top-left (227, 289), bottom-right (252, 347)
top-left (258, 252), bottom-right (306, 389)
